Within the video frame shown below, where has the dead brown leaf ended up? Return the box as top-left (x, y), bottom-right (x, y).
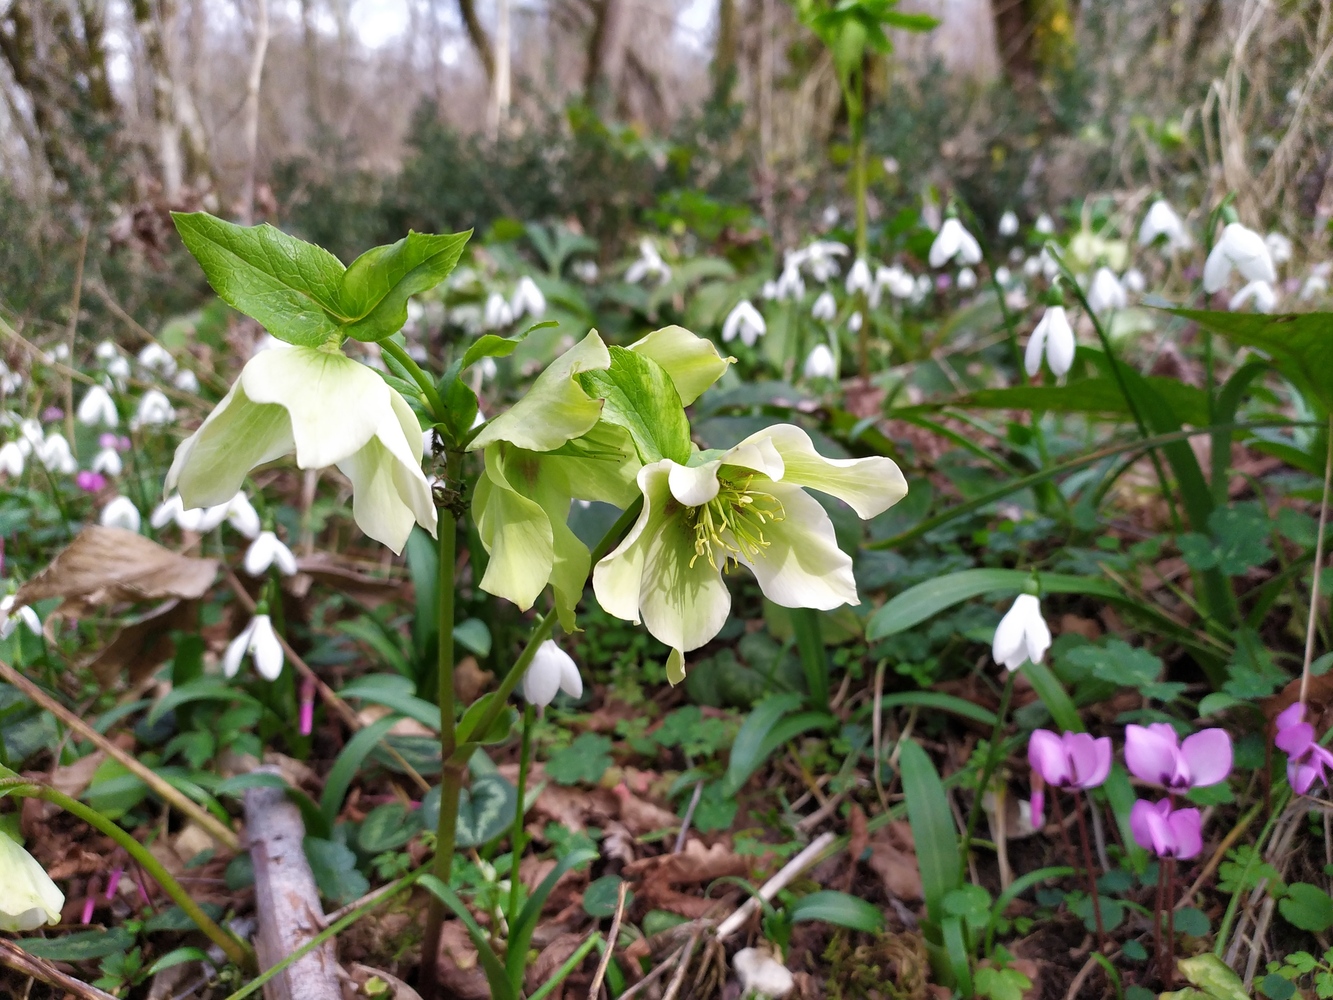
top-left (867, 821), bottom-right (923, 901)
top-left (436, 922), bottom-right (489, 1000)
top-left (85, 598), bottom-right (198, 686)
top-left (17, 527), bottom-right (218, 608)
top-left (454, 656), bottom-right (490, 705)
top-left (524, 932), bottom-right (586, 996)
top-left (623, 838), bottom-right (747, 885)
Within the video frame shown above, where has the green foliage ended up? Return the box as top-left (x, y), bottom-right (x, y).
top-left (545, 733), bottom-right (614, 785)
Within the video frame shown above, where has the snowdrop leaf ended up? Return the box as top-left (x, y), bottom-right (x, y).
top-left (14, 928), bottom-right (134, 962)
top-left (899, 739), bottom-right (962, 926)
top-left (576, 348), bottom-right (692, 464)
top-left (340, 230), bottom-right (472, 341)
top-left (922, 378), bottom-right (1209, 426)
top-left (789, 890), bottom-right (885, 933)
top-left (455, 774), bottom-right (518, 848)
top-left (172, 213), bottom-right (347, 345)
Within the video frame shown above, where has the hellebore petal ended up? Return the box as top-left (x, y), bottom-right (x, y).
top-left (734, 482), bottom-right (858, 610)
top-left (0, 833), bottom-right (64, 932)
top-left (627, 326), bottom-right (733, 405)
top-left (1179, 728), bottom-right (1233, 787)
top-left (757, 424), bottom-right (907, 520)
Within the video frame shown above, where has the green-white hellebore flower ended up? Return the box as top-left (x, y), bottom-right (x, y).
top-left (592, 425), bottom-right (907, 683)
top-left (468, 326), bottom-right (731, 630)
top-left (0, 831), bottom-right (64, 931)
top-left (165, 344), bottom-right (435, 554)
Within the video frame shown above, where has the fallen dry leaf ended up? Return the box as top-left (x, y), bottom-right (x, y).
top-left (623, 838), bottom-right (748, 885)
top-left (867, 821), bottom-right (924, 901)
top-left (436, 921), bottom-right (489, 1000)
top-left (17, 527), bottom-right (218, 608)
top-left (85, 598), bottom-right (198, 686)
top-left (524, 932), bottom-right (585, 997)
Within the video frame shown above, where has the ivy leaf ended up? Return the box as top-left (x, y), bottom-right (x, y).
top-left (545, 733), bottom-right (613, 786)
top-left (576, 347), bottom-right (691, 465)
top-left (340, 231), bottom-right (472, 341)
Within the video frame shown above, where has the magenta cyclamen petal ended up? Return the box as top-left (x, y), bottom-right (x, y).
top-left (1276, 721), bottom-right (1314, 756)
top-left (1030, 787), bottom-right (1045, 830)
top-left (1124, 725), bottom-right (1180, 787)
top-left (1276, 702), bottom-right (1305, 731)
top-left (1180, 728), bottom-right (1232, 787)
top-left (1167, 808), bottom-right (1203, 860)
top-left (1130, 799), bottom-right (1169, 855)
top-left (1028, 729), bottom-right (1071, 787)
top-left (1066, 733), bottom-right (1112, 789)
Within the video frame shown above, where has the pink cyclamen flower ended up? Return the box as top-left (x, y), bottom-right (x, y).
top-left (75, 470), bottom-right (106, 493)
top-left (1275, 703), bottom-right (1333, 794)
top-left (1124, 723), bottom-right (1232, 791)
top-left (1130, 799), bottom-right (1202, 860)
top-left (1027, 729), bottom-right (1113, 828)
top-left (105, 868), bottom-right (123, 900)
top-left (299, 676), bottom-right (316, 737)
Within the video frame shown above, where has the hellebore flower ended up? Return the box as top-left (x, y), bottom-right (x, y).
top-left (626, 239), bottom-right (671, 285)
top-left (0, 594), bottom-right (40, 641)
top-left (1275, 702), bottom-right (1333, 794)
top-left (522, 640), bottom-right (583, 707)
top-left (1229, 280), bottom-right (1277, 313)
top-left (803, 344), bottom-right (837, 380)
top-left (99, 496), bottom-right (141, 533)
top-left (1025, 306), bottom-right (1076, 378)
top-left (733, 947), bottom-right (795, 999)
top-left (1204, 222), bottom-right (1276, 292)
top-left (165, 345), bottom-right (435, 554)
top-left (76, 385), bottom-right (117, 428)
top-left (511, 276), bottom-right (546, 320)
top-left (0, 832), bottom-right (64, 932)
top-left (244, 531), bottom-right (298, 577)
top-left (1138, 200), bottom-right (1192, 252)
top-left (1124, 723), bottom-right (1232, 791)
top-left (992, 594), bottom-right (1051, 671)
top-left (223, 613), bottom-right (284, 681)
top-left (722, 301), bottom-right (767, 347)
top-left (811, 291), bottom-right (837, 322)
top-left (929, 219), bottom-right (983, 268)
top-left (999, 211), bottom-right (1019, 237)
top-left (593, 424), bottom-right (907, 682)
top-left (1027, 729), bottom-right (1112, 827)
top-left (1130, 799), bottom-right (1203, 860)
top-left (132, 390), bottom-right (175, 429)
top-left (845, 258), bottom-right (873, 297)
top-left (1087, 267), bottom-right (1127, 313)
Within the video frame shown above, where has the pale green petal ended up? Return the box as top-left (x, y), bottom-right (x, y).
top-left (543, 422), bottom-right (642, 509)
top-left (637, 498), bottom-right (732, 651)
top-left (242, 346), bottom-right (387, 469)
top-left (717, 434), bottom-right (785, 481)
top-left (473, 450), bottom-right (555, 612)
top-left (546, 501), bottom-right (591, 633)
top-left (667, 459), bottom-right (723, 506)
top-left (389, 387), bottom-right (425, 464)
top-left (628, 325), bottom-right (733, 405)
top-left (665, 648), bottom-right (686, 685)
top-left (592, 461), bottom-right (672, 624)
top-left (337, 437), bottom-right (418, 554)
top-left (469, 331), bottom-right (610, 453)
top-left (0, 833), bottom-right (63, 932)
top-left (761, 423), bottom-right (907, 519)
top-left (167, 381), bottom-right (294, 508)
top-left (374, 398), bottom-right (436, 537)
top-left (736, 482), bottom-right (857, 609)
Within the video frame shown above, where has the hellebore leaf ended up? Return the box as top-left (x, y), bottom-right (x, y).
top-left (340, 230), bottom-right (473, 341)
top-left (576, 347), bottom-right (691, 464)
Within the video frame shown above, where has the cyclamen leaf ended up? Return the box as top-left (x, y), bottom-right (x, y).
top-left (455, 774), bottom-right (517, 848)
top-left (576, 347), bottom-right (691, 465)
top-left (340, 230), bottom-right (472, 341)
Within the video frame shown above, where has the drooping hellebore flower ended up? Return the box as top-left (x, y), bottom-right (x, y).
top-left (992, 594), bottom-right (1051, 671)
top-left (165, 344), bottom-right (435, 554)
top-left (1203, 223), bottom-right (1276, 293)
top-left (1027, 729), bottom-right (1113, 828)
top-left (0, 832), bottom-right (64, 932)
top-left (1025, 306), bottom-right (1075, 378)
top-left (592, 424), bottom-right (907, 683)
top-left (522, 640), bottom-right (583, 707)
top-left (1275, 702), bottom-right (1333, 795)
top-left (929, 219), bottom-right (982, 269)
top-left (1130, 799), bottom-right (1203, 860)
top-left (1124, 723), bottom-right (1232, 791)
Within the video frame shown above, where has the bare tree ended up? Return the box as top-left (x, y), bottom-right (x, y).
top-left (132, 0), bottom-right (211, 197)
top-left (239, 0), bottom-right (270, 223)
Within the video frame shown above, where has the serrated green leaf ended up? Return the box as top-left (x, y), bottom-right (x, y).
top-left (340, 231), bottom-right (472, 341)
top-left (576, 347), bottom-right (691, 464)
top-left (545, 733), bottom-right (613, 785)
top-left (304, 837), bottom-right (370, 905)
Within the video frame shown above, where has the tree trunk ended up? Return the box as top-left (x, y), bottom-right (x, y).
top-left (584, 0), bottom-right (629, 111)
top-left (240, 0), bottom-right (270, 224)
top-left (711, 0), bottom-right (739, 103)
top-left (131, 0), bottom-right (210, 197)
top-left (457, 0), bottom-right (496, 84)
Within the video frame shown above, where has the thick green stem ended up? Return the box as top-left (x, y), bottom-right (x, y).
top-left (5, 781), bottom-right (253, 970)
top-left (960, 670), bottom-right (1014, 862)
top-left (380, 339), bottom-right (446, 419)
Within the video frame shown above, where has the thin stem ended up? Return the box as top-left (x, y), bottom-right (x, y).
top-left (1154, 858), bottom-right (1165, 986)
top-left (961, 670), bottom-right (1015, 861)
top-left (1050, 790), bottom-right (1081, 874)
top-left (380, 339), bottom-right (445, 419)
top-left (1300, 413), bottom-right (1333, 704)
top-left (1074, 790), bottom-right (1108, 950)
top-left (507, 702), bottom-right (534, 924)
top-left (1164, 857), bottom-right (1177, 989)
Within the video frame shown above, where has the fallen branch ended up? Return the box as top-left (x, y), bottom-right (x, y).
top-left (715, 831), bottom-right (838, 942)
top-left (0, 937), bottom-right (120, 1000)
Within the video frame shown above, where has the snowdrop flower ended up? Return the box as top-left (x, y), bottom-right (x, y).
top-left (845, 258), bottom-right (873, 297)
top-left (150, 494), bottom-right (186, 530)
top-left (1023, 255), bottom-right (1043, 279)
top-left (913, 274), bottom-right (933, 300)
top-left (0, 594), bottom-right (40, 641)
top-left (244, 531), bottom-right (298, 577)
top-left (18, 418), bottom-right (42, 453)
top-left (137, 343), bottom-right (176, 377)
top-left (180, 501), bottom-right (231, 533)
top-left (999, 211), bottom-right (1019, 237)
top-left (877, 264), bottom-right (915, 300)
top-left (995, 266), bottom-right (1011, 285)
top-left (1265, 232), bottom-right (1293, 266)
top-left (1204, 222), bottom-right (1276, 292)
top-left (1124, 723), bottom-right (1232, 790)
top-left (992, 594), bottom-right (1051, 670)
top-left (802, 344), bottom-right (837, 380)
top-left (1086, 267), bottom-right (1127, 313)
top-left (1301, 267), bottom-right (1329, 300)
top-left (37, 433), bottom-right (76, 474)
top-left (1275, 703), bottom-right (1333, 794)
top-left (166, 345), bottom-right (435, 554)
top-left (775, 261), bottom-right (806, 301)
top-left (476, 356), bottom-right (498, 383)
top-left (572, 259), bottom-right (599, 284)
top-left (0, 442), bottom-right (24, 477)
top-left (99, 495), bottom-right (141, 533)
top-left (89, 447), bottom-right (123, 477)
top-left (1122, 268), bottom-right (1146, 294)
top-left (761, 279), bottom-right (779, 300)
top-left (1138, 200), bottom-right (1192, 251)
top-left (0, 363), bottom-right (19, 395)
top-left (811, 291), bottom-right (837, 322)
top-left (511, 276), bottom-right (546, 320)
top-left (1131, 800), bottom-right (1202, 860)
top-left (929, 218), bottom-right (983, 268)
top-left (956, 267), bottom-right (977, 290)
top-left (521, 640), bottom-right (583, 707)
top-left (721, 301), bottom-right (767, 347)
top-left (1229, 280), bottom-right (1277, 313)
top-left (1035, 213), bottom-right (1056, 234)
top-left (223, 613), bottom-right (284, 681)
top-left (0, 833), bottom-right (64, 932)
top-left (226, 493), bottom-right (262, 539)
top-left (76, 385), bottom-right (117, 428)
top-left (1025, 306), bottom-right (1076, 378)
top-left (1027, 730), bottom-right (1112, 828)
top-left (104, 355), bottom-right (130, 389)
top-left (625, 239), bottom-right (671, 285)
top-left (95, 340), bottom-right (119, 362)
top-left (483, 291), bottom-right (514, 330)
top-left (733, 947), bottom-right (794, 999)
top-left (173, 370), bottom-right (200, 394)
top-left (132, 390), bottom-right (175, 429)
top-left (847, 311), bottom-right (863, 332)
top-left (798, 240), bottom-right (849, 282)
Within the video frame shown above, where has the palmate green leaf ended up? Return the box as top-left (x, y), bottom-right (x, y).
top-left (576, 347), bottom-right (692, 464)
top-left (172, 212), bottom-right (346, 347)
top-left (341, 230), bottom-right (472, 341)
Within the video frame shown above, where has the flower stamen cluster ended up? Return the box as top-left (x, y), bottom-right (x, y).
top-left (688, 476), bottom-right (786, 571)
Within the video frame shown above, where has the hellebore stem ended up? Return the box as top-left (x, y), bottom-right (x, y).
top-left (961, 669), bottom-right (1015, 864)
top-left (380, 339), bottom-right (446, 420)
top-left (508, 702), bottom-right (535, 926)
top-left (1074, 790), bottom-right (1108, 950)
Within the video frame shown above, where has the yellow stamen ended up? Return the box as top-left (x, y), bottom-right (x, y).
top-left (687, 474), bottom-right (785, 571)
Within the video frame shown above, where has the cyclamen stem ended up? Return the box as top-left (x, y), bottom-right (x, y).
top-left (961, 669), bottom-right (1015, 863)
top-left (1074, 790), bottom-right (1108, 950)
top-left (1164, 857), bottom-right (1177, 989)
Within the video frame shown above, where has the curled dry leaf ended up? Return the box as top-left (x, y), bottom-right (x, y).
top-left (866, 821), bottom-right (924, 901)
top-left (85, 598), bottom-right (198, 686)
top-left (524, 932), bottom-right (586, 997)
top-left (623, 838), bottom-right (748, 885)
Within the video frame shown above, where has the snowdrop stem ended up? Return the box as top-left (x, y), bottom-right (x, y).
top-left (507, 702), bottom-right (535, 925)
top-left (380, 339), bottom-right (445, 421)
top-left (961, 670), bottom-right (1015, 863)
top-left (1074, 791), bottom-right (1108, 950)
top-left (852, 110), bottom-right (868, 261)
top-left (1300, 414), bottom-right (1333, 704)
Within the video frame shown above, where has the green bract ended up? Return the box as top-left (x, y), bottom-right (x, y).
top-left (166, 344), bottom-right (436, 554)
top-left (592, 425), bottom-right (908, 683)
top-left (468, 327), bottom-right (732, 629)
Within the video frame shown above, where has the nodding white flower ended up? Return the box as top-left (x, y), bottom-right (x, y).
top-left (721, 301), bottom-right (767, 347)
top-left (511, 276), bottom-right (546, 320)
top-left (99, 495), bottom-right (141, 533)
top-left (929, 219), bottom-right (983, 268)
top-left (76, 385), bottom-right (117, 428)
top-left (226, 493), bottom-right (261, 539)
top-left (522, 640), bottom-right (583, 707)
top-left (877, 264), bottom-right (915, 300)
top-left (137, 343), bottom-right (176, 377)
top-left (0, 832), bottom-right (64, 932)
top-left (995, 266), bottom-right (1012, 286)
top-left (49, 344), bottom-right (70, 362)
top-left (625, 239), bottom-right (671, 286)
top-left (1204, 222), bottom-right (1276, 293)
top-left (0, 594), bottom-right (40, 641)
top-left (405, 298), bottom-right (425, 327)
top-left (1038, 248), bottom-right (1059, 280)
top-left (132, 390), bottom-right (175, 429)
top-left (95, 340), bottom-right (119, 362)
top-left (90, 447), bottom-right (123, 477)
top-left (811, 291), bottom-right (837, 322)
top-left (802, 344), bottom-right (837, 380)
top-left (1034, 213), bottom-right (1056, 235)
top-left (845, 258), bottom-right (873, 297)
top-left (18, 419), bottom-right (43, 452)
top-left (165, 346), bottom-right (435, 554)
top-left (150, 493), bottom-right (186, 530)
top-left (105, 355), bottom-right (130, 389)
top-left (244, 530), bottom-right (298, 577)
top-left (774, 261), bottom-right (805, 301)
top-left (1138, 200), bottom-right (1192, 252)
top-left (733, 947), bottom-right (795, 1000)
top-left (1302, 267), bottom-right (1330, 300)
top-left (1023, 255), bottom-right (1043, 278)
top-left (173, 370), bottom-right (200, 394)
top-left (1087, 267), bottom-right (1127, 313)
top-left (913, 274), bottom-right (933, 300)
top-left (847, 311), bottom-right (863, 332)
top-left (796, 240), bottom-right (849, 282)
top-left (999, 211), bottom-right (1020, 237)
top-left (572, 259), bottom-right (599, 284)
top-left (956, 267), bottom-right (977, 290)
top-left (483, 291), bottom-right (514, 330)
top-left (0, 442), bottom-right (24, 477)
top-left (37, 433), bottom-right (76, 474)
top-left (1123, 268), bottom-right (1146, 294)
top-left (1229, 280), bottom-right (1277, 313)
top-left (476, 356), bottom-right (498, 383)
top-left (761, 279), bottom-right (779, 300)
top-left (223, 613), bottom-right (284, 681)
top-left (0, 363), bottom-right (20, 395)
top-left (1025, 306), bottom-right (1076, 378)
top-left (992, 593), bottom-right (1051, 671)
top-left (1265, 232), bottom-right (1293, 266)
